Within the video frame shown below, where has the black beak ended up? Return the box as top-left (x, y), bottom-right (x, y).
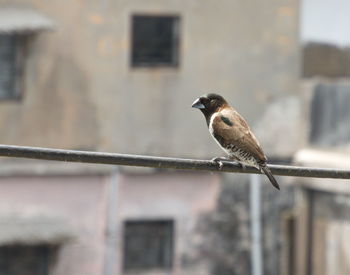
top-left (192, 98), bottom-right (205, 109)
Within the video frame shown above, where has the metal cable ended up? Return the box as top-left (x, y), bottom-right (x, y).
top-left (0, 144), bottom-right (348, 179)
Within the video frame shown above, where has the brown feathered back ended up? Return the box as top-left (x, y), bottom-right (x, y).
top-left (211, 107), bottom-right (267, 163)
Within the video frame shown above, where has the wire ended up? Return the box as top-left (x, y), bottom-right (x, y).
top-left (0, 144), bottom-right (349, 179)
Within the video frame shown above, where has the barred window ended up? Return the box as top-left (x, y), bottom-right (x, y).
top-left (0, 245), bottom-right (56, 275)
top-left (123, 220), bottom-right (174, 271)
top-left (310, 83), bottom-right (350, 146)
top-left (0, 34), bottom-right (23, 100)
top-left (131, 15), bottom-right (180, 67)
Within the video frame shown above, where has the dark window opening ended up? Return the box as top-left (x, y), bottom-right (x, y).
top-left (0, 244), bottom-right (57, 275)
top-left (0, 34), bottom-right (24, 100)
top-left (131, 15), bottom-right (180, 67)
top-left (310, 83), bottom-right (350, 146)
top-left (123, 220), bottom-right (174, 271)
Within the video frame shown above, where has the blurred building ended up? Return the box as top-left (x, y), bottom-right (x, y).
top-left (0, 0), bottom-right (304, 275)
top-left (289, 0), bottom-right (350, 274)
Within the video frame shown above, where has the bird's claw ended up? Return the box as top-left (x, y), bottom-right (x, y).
top-left (211, 157), bottom-right (246, 171)
top-left (211, 157), bottom-right (225, 170)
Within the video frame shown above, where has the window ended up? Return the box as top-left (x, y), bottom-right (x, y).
top-left (310, 83), bottom-right (350, 146)
top-left (131, 15), bottom-right (180, 67)
top-left (123, 220), bottom-right (174, 271)
top-left (0, 34), bottom-right (23, 100)
top-left (0, 245), bottom-right (56, 275)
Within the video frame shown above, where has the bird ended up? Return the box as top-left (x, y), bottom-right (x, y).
top-left (192, 93), bottom-right (280, 190)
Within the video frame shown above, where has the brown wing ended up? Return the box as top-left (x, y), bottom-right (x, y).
top-left (212, 107), bottom-right (267, 163)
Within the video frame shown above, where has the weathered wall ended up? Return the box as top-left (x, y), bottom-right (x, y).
top-left (187, 173), bottom-right (296, 275)
top-left (0, 0), bottom-right (300, 158)
top-left (292, 186), bottom-right (350, 275)
top-left (0, 163), bottom-right (220, 275)
top-left (0, 174), bottom-right (109, 275)
top-left (116, 172), bottom-right (220, 275)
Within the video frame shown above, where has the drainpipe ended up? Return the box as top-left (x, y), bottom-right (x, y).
top-left (250, 174), bottom-right (264, 275)
top-left (104, 167), bottom-right (120, 275)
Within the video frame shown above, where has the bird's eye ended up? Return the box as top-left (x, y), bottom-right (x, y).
top-left (202, 98), bottom-right (210, 104)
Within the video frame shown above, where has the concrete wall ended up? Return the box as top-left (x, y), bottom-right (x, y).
top-left (0, 174), bottom-right (109, 275)
top-left (116, 172), bottom-right (220, 275)
top-left (0, 0), bottom-right (300, 158)
top-left (0, 168), bottom-right (220, 275)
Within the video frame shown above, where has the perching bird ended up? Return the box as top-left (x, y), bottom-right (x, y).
top-left (192, 93), bottom-right (280, 190)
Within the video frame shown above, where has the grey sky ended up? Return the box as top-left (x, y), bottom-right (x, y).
top-left (301, 0), bottom-right (350, 46)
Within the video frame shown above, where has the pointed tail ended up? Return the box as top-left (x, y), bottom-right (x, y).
top-left (260, 165), bottom-right (280, 190)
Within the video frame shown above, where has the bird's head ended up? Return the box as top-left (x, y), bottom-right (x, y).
top-left (192, 93), bottom-right (228, 116)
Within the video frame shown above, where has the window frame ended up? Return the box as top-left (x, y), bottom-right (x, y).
top-left (122, 219), bottom-right (175, 272)
top-left (0, 34), bottom-right (26, 101)
top-left (130, 14), bottom-right (180, 68)
top-left (0, 244), bottom-right (56, 275)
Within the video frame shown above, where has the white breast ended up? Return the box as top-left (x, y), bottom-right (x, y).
top-left (208, 112), bottom-right (259, 168)
top-left (208, 112), bottom-right (231, 155)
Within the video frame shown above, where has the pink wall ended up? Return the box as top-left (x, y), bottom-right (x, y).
top-left (0, 175), bottom-right (109, 275)
top-left (0, 171), bottom-right (220, 275)
top-left (116, 172), bottom-right (220, 275)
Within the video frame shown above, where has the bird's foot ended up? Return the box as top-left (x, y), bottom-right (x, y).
top-left (211, 157), bottom-right (227, 170)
